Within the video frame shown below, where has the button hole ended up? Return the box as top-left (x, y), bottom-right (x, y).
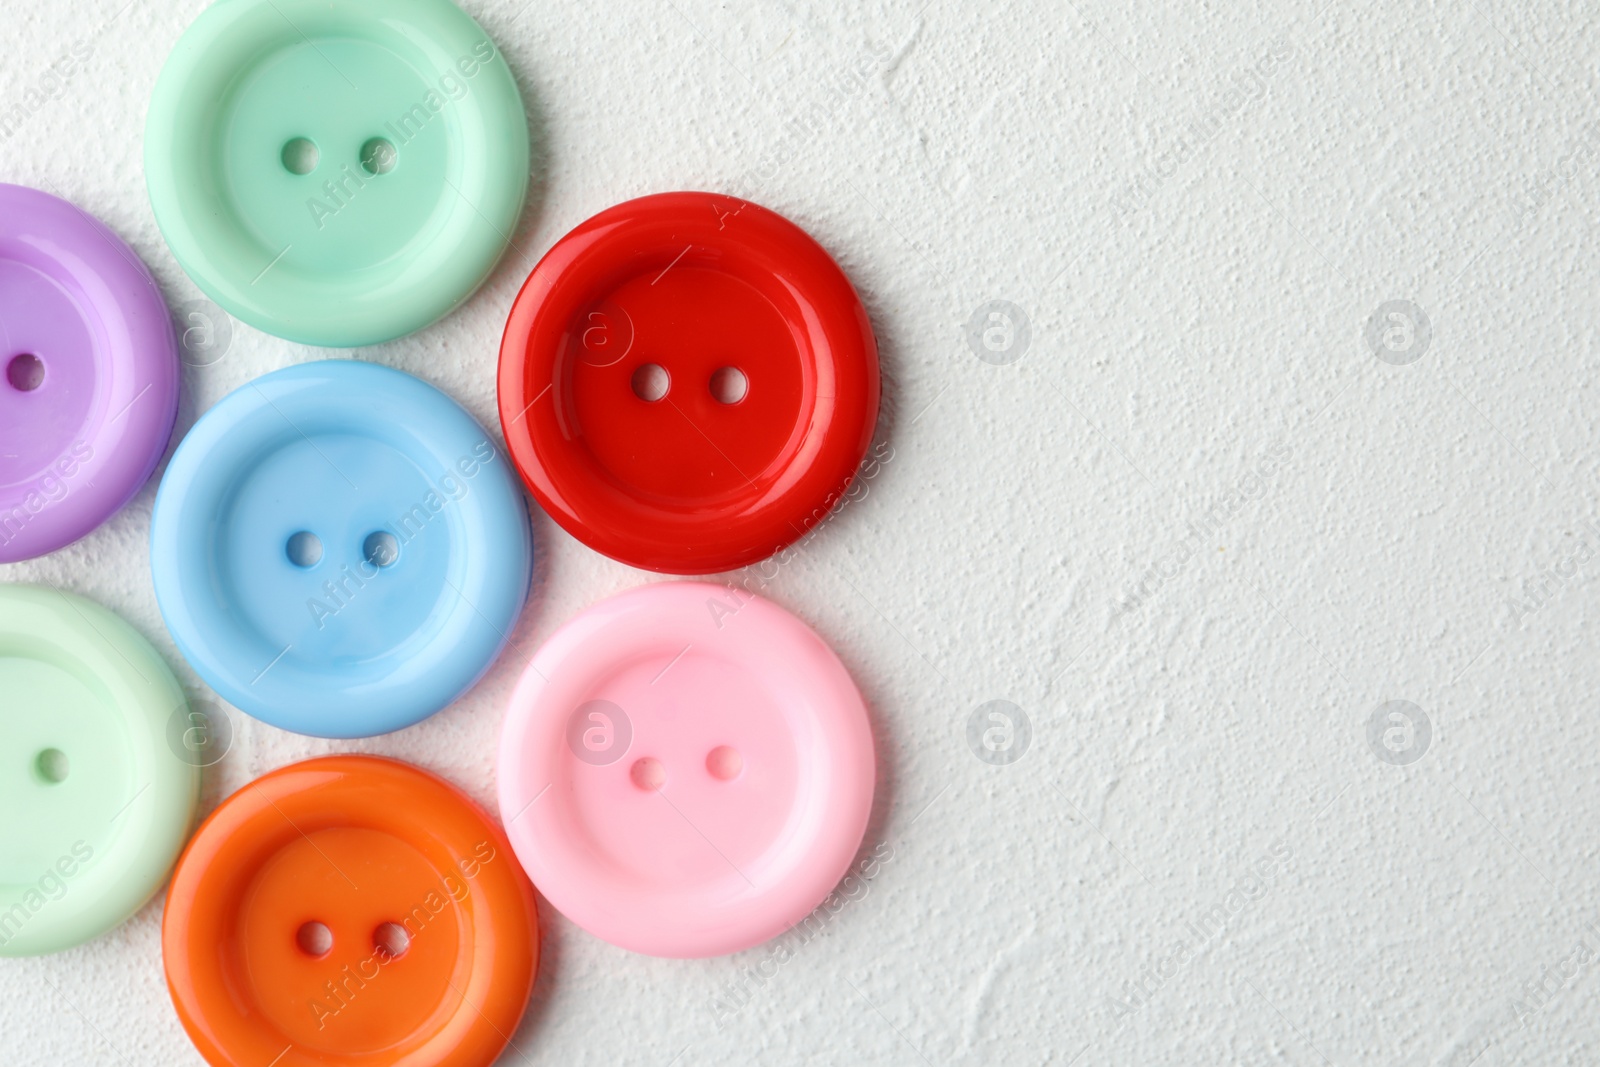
top-left (709, 367), bottom-right (748, 404)
top-left (363, 530), bottom-right (399, 568)
top-left (35, 748), bottom-right (68, 784)
top-left (631, 363), bottom-right (670, 402)
top-left (296, 921), bottom-right (333, 957)
top-left (286, 531), bottom-right (323, 568)
top-left (6, 353), bottom-right (44, 392)
top-left (281, 137), bottom-right (318, 175)
top-left (373, 921), bottom-right (410, 959)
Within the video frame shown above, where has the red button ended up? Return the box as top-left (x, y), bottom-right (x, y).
top-left (497, 192), bottom-right (880, 574)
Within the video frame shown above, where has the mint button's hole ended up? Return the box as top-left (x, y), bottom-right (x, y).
top-left (286, 531), bottom-right (323, 568)
top-left (360, 137), bottom-right (397, 176)
top-left (34, 748), bottom-right (68, 784)
top-left (631, 363), bottom-right (669, 402)
top-left (709, 367), bottom-right (748, 404)
top-left (281, 137), bottom-right (319, 175)
top-left (630, 757), bottom-right (665, 791)
top-left (373, 922), bottom-right (410, 959)
top-left (6, 353), bottom-right (44, 391)
top-left (296, 921), bottom-right (332, 957)
top-left (363, 531), bottom-right (399, 568)
top-left (706, 745), bottom-right (743, 780)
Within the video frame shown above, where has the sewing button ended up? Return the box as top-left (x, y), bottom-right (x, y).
top-left (149, 360), bottom-right (532, 738)
top-left (163, 755), bottom-right (538, 1067)
top-left (497, 192), bottom-right (880, 574)
top-left (0, 184), bottom-right (179, 563)
top-left (144, 0), bottom-right (529, 347)
top-left (498, 581), bottom-right (875, 957)
top-left (0, 585), bottom-right (198, 957)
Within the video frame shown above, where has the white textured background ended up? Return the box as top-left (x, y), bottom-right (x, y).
top-left (4, 0), bottom-right (1599, 1063)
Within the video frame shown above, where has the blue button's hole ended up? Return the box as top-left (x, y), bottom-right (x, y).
top-left (360, 137), bottom-right (397, 176)
top-left (296, 920), bottom-right (332, 958)
top-left (363, 531), bottom-right (399, 568)
top-left (281, 137), bottom-right (318, 176)
top-left (286, 531), bottom-right (323, 568)
top-left (6, 353), bottom-right (43, 392)
top-left (34, 748), bottom-right (68, 784)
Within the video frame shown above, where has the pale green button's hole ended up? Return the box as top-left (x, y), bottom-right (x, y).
top-left (360, 137), bottom-right (397, 176)
top-left (281, 137), bottom-right (319, 175)
top-left (34, 748), bottom-right (69, 784)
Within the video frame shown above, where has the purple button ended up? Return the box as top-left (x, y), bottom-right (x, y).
top-left (0, 184), bottom-right (179, 562)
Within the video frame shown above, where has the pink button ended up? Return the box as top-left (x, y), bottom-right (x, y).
top-left (497, 581), bottom-right (875, 957)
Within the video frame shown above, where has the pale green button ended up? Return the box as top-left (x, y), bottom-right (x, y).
top-left (144, 0), bottom-right (529, 347)
top-left (0, 586), bottom-right (199, 957)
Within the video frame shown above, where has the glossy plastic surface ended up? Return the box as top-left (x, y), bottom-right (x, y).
top-left (150, 360), bottom-right (533, 738)
top-left (498, 581), bottom-right (875, 957)
top-left (145, 0), bottom-right (529, 347)
top-left (0, 184), bottom-right (179, 562)
top-left (164, 755), bottom-right (538, 1067)
top-left (0, 585), bottom-right (199, 957)
top-left (497, 192), bottom-right (880, 574)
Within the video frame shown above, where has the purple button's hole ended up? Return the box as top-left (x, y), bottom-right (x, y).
top-left (631, 364), bottom-right (669, 402)
top-left (296, 920), bottom-right (332, 957)
top-left (281, 137), bottom-right (318, 175)
top-left (6, 353), bottom-right (44, 392)
top-left (709, 367), bottom-right (747, 404)
top-left (373, 922), bottom-right (410, 959)
top-left (286, 531), bottom-right (322, 568)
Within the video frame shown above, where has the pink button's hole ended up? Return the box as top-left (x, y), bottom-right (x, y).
top-left (631, 363), bottom-right (669, 402)
top-left (6, 353), bottom-right (44, 392)
top-left (705, 745), bottom-right (743, 781)
top-left (709, 367), bottom-right (748, 404)
top-left (630, 756), bottom-right (666, 791)
top-left (296, 921), bottom-right (333, 958)
top-left (373, 921), bottom-right (410, 959)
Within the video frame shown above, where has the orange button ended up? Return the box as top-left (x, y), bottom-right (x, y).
top-left (162, 756), bottom-right (538, 1067)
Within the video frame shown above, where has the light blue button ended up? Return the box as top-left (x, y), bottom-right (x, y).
top-left (151, 360), bottom-right (532, 738)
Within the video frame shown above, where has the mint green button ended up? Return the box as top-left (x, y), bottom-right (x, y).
top-left (144, 0), bottom-right (529, 347)
top-left (0, 585), bottom-right (199, 957)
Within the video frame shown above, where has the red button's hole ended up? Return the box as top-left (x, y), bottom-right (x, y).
top-left (709, 367), bottom-right (748, 405)
top-left (630, 364), bottom-right (670, 403)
